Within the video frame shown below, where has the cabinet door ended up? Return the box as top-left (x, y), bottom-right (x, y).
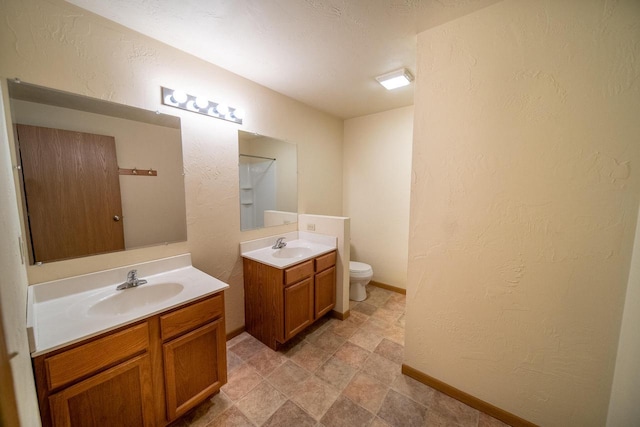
top-left (163, 318), bottom-right (227, 421)
top-left (315, 266), bottom-right (336, 319)
top-left (48, 354), bottom-right (154, 427)
top-left (284, 277), bottom-right (314, 341)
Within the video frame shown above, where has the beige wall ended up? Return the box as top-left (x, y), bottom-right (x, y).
top-left (298, 214), bottom-right (350, 315)
top-left (0, 0), bottom-right (343, 338)
top-left (343, 106), bottom-right (413, 288)
top-left (406, 1), bottom-right (640, 426)
top-left (0, 83), bottom-right (41, 426)
top-left (608, 209), bottom-right (640, 426)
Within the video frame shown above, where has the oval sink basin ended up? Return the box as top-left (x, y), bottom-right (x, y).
top-left (88, 282), bottom-right (184, 316)
top-left (272, 247), bottom-right (314, 259)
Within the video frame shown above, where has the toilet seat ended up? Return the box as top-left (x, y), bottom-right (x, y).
top-left (349, 261), bottom-right (373, 278)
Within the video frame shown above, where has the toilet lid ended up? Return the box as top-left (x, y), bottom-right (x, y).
top-left (350, 261), bottom-right (372, 273)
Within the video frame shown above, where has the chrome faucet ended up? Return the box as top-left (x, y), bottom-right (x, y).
top-left (272, 237), bottom-right (287, 249)
top-left (116, 269), bottom-right (148, 290)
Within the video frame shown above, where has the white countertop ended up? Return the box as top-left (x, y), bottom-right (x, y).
top-left (27, 254), bottom-right (229, 357)
top-left (240, 232), bottom-right (337, 269)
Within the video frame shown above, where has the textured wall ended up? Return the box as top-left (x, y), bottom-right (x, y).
top-left (0, 0), bottom-right (343, 338)
top-left (343, 106), bottom-right (413, 288)
top-left (406, 0), bottom-right (640, 425)
top-left (0, 82), bottom-right (40, 426)
top-left (608, 210), bottom-right (640, 426)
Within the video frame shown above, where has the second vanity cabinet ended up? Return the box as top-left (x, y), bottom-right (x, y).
top-left (32, 292), bottom-right (226, 427)
top-left (243, 251), bottom-right (336, 349)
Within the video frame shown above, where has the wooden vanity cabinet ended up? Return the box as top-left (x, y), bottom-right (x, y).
top-left (244, 250), bottom-right (337, 349)
top-left (161, 294), bottom-right (227, 421)
top-left (32, 292), bottom-right (226, 427)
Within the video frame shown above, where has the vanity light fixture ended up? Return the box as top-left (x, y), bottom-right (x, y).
top-left (375, 68), bottom-right (414, 90)
top-left (161, 87), bottom-right (244, 124)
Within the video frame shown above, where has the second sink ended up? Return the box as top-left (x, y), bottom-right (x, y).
top-left (272, 247), bottom-right (315, 259)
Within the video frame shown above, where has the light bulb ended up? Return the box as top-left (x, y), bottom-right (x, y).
top-left (171, 90), bottom-right (187, 104)
top-left (195, 97), bottom-right (209, 109)
top-left (186, 100), bottom-right (198, 111)
top-left (216, 104), bottom-right (228, 116)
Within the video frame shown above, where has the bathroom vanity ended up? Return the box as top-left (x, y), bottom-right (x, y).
top-left (27, 254), bottom-right (228, 426)
top-left (241, 235), bottom-right (337, 349)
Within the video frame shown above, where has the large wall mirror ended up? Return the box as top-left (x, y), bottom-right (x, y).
top-left (7, 80), bottom-right (188, 264)
top-left (238, 130), bottom-right (297, 231)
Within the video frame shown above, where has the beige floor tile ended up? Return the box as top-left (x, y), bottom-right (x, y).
top-left (365, 290), bottom-right (392, 308)
top-left (290, 376), bottom-right (340, 420)
top-left (370, 416), bottom-right (391, 426)
top-left (221, 363), bottom-right (263, 401)
top-left (342, 372), bottom-right (389, 414)
top-left (306, 329), bottom-right (346, 353)
top-left (377, 389), bottom-right (427, 427)
top-left (370, 307), bottom-right (403, 324)
top-left (351, 302), bottom-right (377, 316)
top-left (348, 328), bottom-right (384, 352)
top-left (428, 391), bottom-right (480, 427)
top-left (315, 356), bottom-right (357, 390)
top-left (206, 406), bottom-right (254, 427)
top-left (390, 374), bottom-right (435, 407)
top-left (333, 341), bottom-right (371, 369)
top-left (236, 381), bottom-right (287, 426)
top-left (343, 310), bottom-right (369, 326)
top-left (229, 334), bottom-right (269, 360)
top-left (382, 297), bottom-right (406, 312)
top-left (226, 332), bottom-right (251, 349)
top-left (359, 317), bottom-right (391, 337)
top-left (373, 338), bottom-right (404, 364)
top-left (247, 347), bottom-right (287, 376)
top-left (266, 360), bottom-right (312, 397)
top-left (226, 351), bottom-right (244, 374)
top-left (262, 400), bottom-right (317, 427)
top-left (381, 324), bottom-right (405, 345)
top-left (328, 319), bottom-right (360, 338)
top-left (361, 353), bottom-right (401, 385)
top-left (320, 395), bottom-right (374, 427)
top-left (288, 341), bottom-right (332, 372)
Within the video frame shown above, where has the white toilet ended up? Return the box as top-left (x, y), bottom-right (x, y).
top-left (349, 261), bottom-right (373, 302)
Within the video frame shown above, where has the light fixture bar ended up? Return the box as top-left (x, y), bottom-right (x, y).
top-left (161, 87), bottom-right (244, 124)
top-left (375, 68), bottom-right (414, 90)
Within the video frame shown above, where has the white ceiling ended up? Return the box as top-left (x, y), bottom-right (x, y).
top-left (67, 0), bottom-right (500, 119)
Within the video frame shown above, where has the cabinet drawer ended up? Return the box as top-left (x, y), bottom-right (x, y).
top-left (45, 322), bottom-right (149, 391)
top-left (315, 251), bottom-right (336, 272)
top-left (161, 293), bottom-right (224, 341)
top-left (284, 260), bottom-right (314, 286)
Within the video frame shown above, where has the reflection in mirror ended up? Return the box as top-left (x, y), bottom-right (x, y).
top-left (7, 80), bottom-right (188, 264)
top-left (238, 131), bottom-right (297, 231)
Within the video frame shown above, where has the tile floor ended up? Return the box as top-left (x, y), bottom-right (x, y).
top-left (174, 285), bottom-right (510, 427)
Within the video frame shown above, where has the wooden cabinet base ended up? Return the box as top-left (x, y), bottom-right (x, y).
top-left (48, 354), bottom-right (155, 427)
top-left (243, 251), bottom-right (336, 349)
top-left (33, 292), bottom-right (227, 427)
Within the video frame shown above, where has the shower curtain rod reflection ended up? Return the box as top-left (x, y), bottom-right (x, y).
top-left (239, 154), bottom-right (276, 161)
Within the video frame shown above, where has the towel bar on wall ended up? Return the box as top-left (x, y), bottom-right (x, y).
top-left (118, 168), bottom-right (157, 176)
